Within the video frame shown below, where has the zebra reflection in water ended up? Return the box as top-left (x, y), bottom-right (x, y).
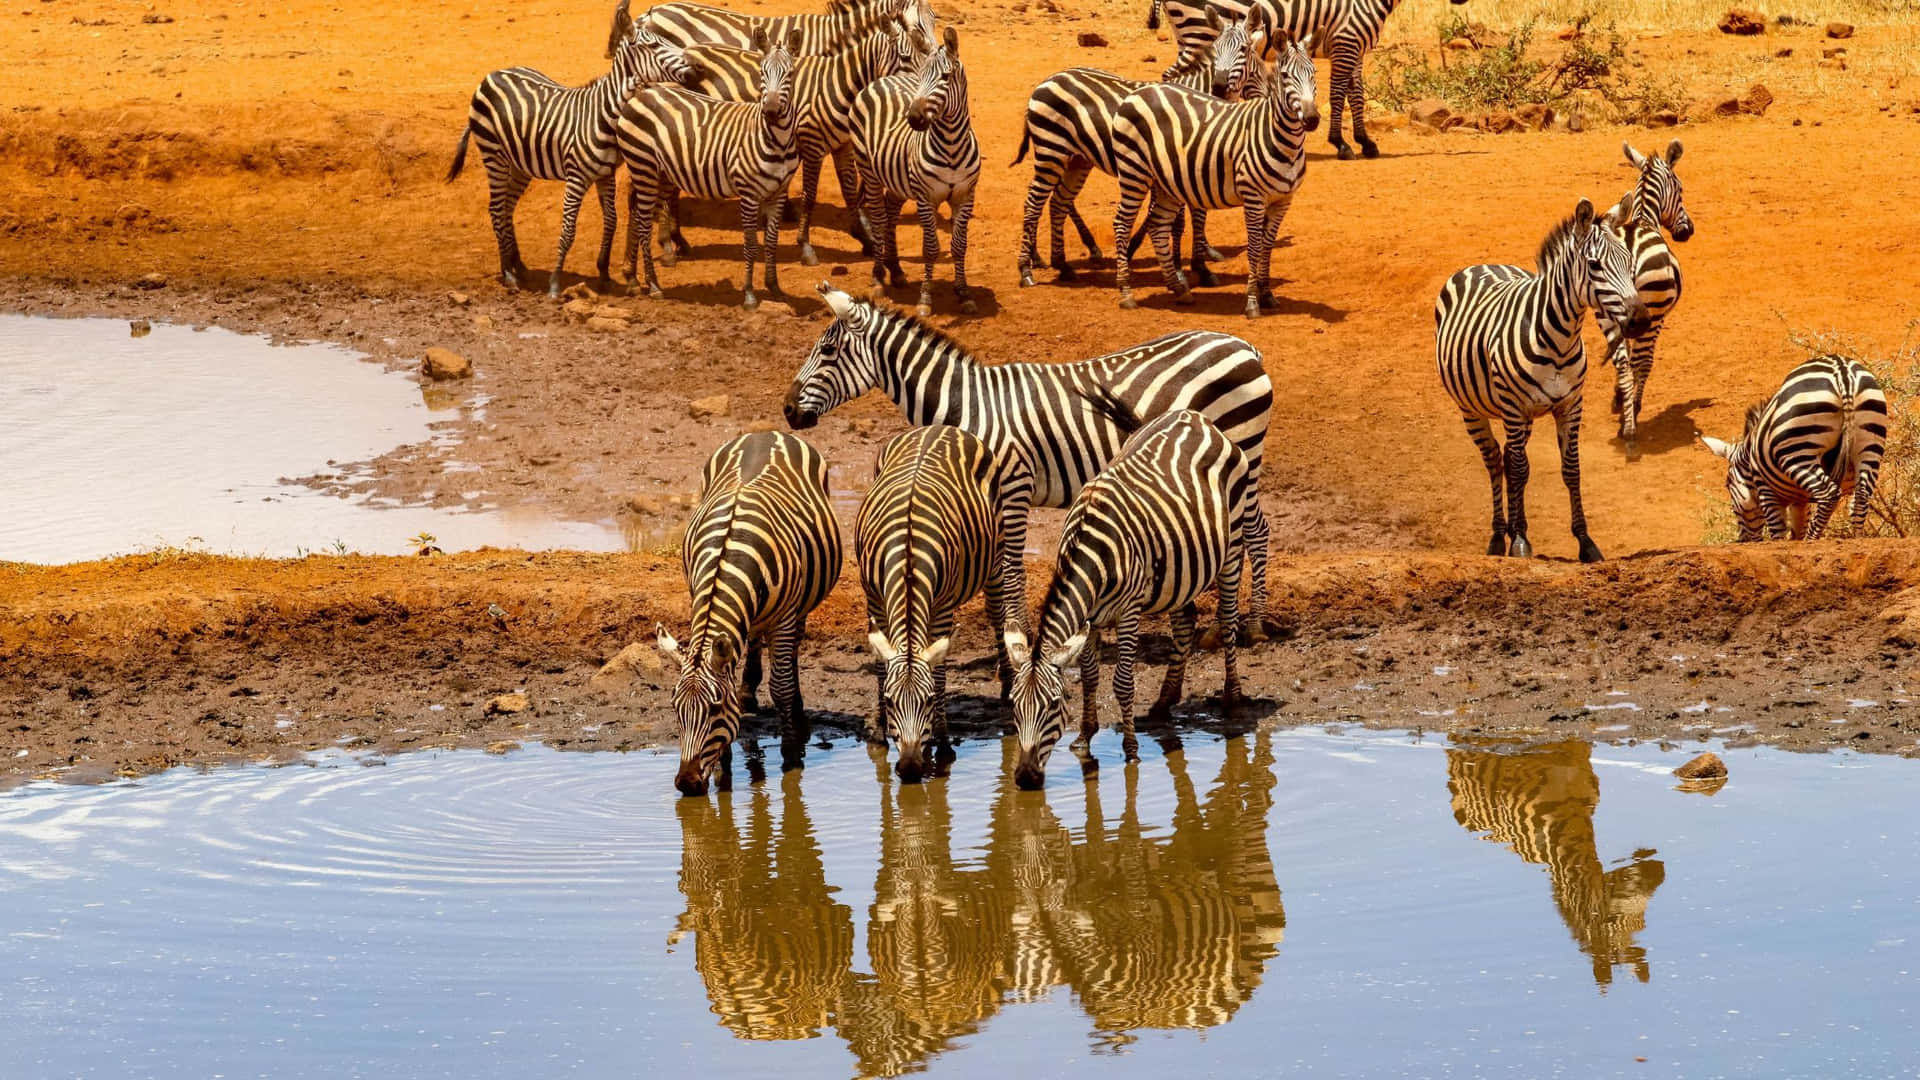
top-left (1446, 738), bottom-right (1666, 988)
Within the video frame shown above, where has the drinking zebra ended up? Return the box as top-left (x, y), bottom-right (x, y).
top-left (645, 0), bottom-right (916, 56)
top-left (1146, 0), bottom-right (1466, 160)
top-left (856, 426), bottom-right (1033, 782)
top-left (1110, 17), bottom-right (1319, 317)
top-left (1600, 140), bottom-right (1695, 444)
top-left (851, 26), bottom-right (982, 316)
top-left (617, 29), bottom-right (802, 309)
top-left (1699, 355), bottom-right (1887, 541)
top-left (445, 1), bottom-right (693, 296)
top-left (1004, 410), bottom-right (1253, 789)
top-left (656, 431), bottom-right (844, 796)
top-left (785, 282), bottom-right (1279, 629)
top-left (1435, 198), bottom-right (1649, 563)
top-left (1012, 11), bottom-right (1251, 288)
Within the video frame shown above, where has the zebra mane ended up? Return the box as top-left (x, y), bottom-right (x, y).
top-left (1533, 210), bottom-right (1590, 275)
top-left (863, 297), bottom-right (980, 364)
top-left (1741, 401), bottom-right (1766, 439)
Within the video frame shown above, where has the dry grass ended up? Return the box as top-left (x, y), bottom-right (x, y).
top-left (1388, 0), bottom-right (1920, 37)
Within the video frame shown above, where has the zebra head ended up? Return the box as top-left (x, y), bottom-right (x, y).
top-left (869, 632), bottom-right (951, 782)
top-left (1244, 13), bottom-right (1318, 130)
top-left (753, 28), bottom-right (802, 122)
top-left (1004, 628), bottom-right (1086, 790)
top-left (657, 625), bottom-right (744, 797)
top-left (785, 284), bottom-right (884, 428)
top-left (1625, 140), bottom-right (1693, 242)
top-left (1210, 14), bottom-right (1253, 99)
top-left (1700, 422), bottom-right (1766, 541)
top-left (1568, 198), bottom-right (1652, 336)
top-left (896, 0), bottom-right (938, 63)
top-left (610, 7), bottom-right (696, 88)
top-left (907, 27), bottom-right (965, 132)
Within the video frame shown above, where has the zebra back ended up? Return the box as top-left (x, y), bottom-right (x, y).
top-left (684, 26), bottom-right (925, 156)
top-left (647, 0), bottom-right (916, 56)
top-left (1604, 139), bottom-right (1692, 324)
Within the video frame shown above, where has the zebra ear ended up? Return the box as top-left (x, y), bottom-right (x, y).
top-left (751, 26), bottom-right (769, 53)
top-left (654, 623), bottom-right (683, 662)
top-left (1623, 142), bottom-right (1648, 169)
top-left (1665, 139), bottom-right (1684, 165)
top-left (607, 0), bottom-right (634, 59)
top-left (868, 631), bottom-right (901, 663)
top-left (709, 634), bottom-right (739, 670)
top-left (820, 284), bottom-right (857, 320)
top-left (1204, 6), bottom-right (1220, 30)
top-left (943, 25), bottom-right (958, 53)
top-left (786, 29), bottom-right (803, 55)
top-left (923, 637), bottom-right (952, 668)
top-left (1573, 197), bottom-right (1595, 234)
top-left (1047, 632), bottom-right (1088, 670)
top-left (1004, 630), bottom-right (1031, 668)
top-left (1699, 434), bottom-right (1735, 459)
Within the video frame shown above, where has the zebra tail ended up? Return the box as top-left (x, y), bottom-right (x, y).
top-left (1011, 127), bottom-right (1031, 167)
top-left (1146, 0), bottom-right (1162, 30)
top-left (1089, 385), bottom-right (1146, 435)
top-left (1835, 360), bottom-right (1858, 485)
top-left (446, 122), bottom-right (472, 184)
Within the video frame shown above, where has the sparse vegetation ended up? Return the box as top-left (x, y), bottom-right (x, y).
top-left (1787, 322), bottom-right (1920, 537)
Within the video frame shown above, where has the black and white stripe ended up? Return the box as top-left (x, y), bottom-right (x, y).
top-left (786, 283), bottom-right (1277, 626)
top-left (1700, 355), bottom-right (1887, 541)
top-left (445, 1), bottom-right (692, 296)
top-left (1435, 198), bottom-right (1649, 563)
top-left (645, 0), bottom-right (918, 56)
top-left (1110, 20), bottom-right (1320, 317)
top-left (856, 425), bottom-right (1034, 782)
top-left (1004, 410), bottom-right (1253, 789)
top-left (1600, 139), bottom-right (1695, 444)
top-left (617, 30), bottom-right (802, 308)
top-left (852, 26), bottom-right (983, 316)
top-left (656, 431), bottom-right (844, 796)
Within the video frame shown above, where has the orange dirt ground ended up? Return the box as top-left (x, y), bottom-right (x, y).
top-left (4, 0), bottom-right (1920, 781)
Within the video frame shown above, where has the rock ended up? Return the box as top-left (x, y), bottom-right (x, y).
top-left (1717, 8), bottom-right (1765, 35)
top-left (1555, 26), bottom-right (1583, 41)
top-left (485, 692), bottom-right (529, 716)
top-left (448, 291), bottom-right (471, 306)
top-left (1673, 752), bottom-right (1727, 780)
top-left (1775, 47), bottom-right (1793, 57)
top-left (585, 315), bottom-right (630, 333)
top-left (1826, 21), bottom-right (1854, 39)
top-left (1739, 84), bottom-right (1774, 118)
top-left (129, 318), bottom-right (152, 338)
top-left (689, 393), bottom-right (731, 419)
top-left (752, 298), bottom-right (797, 319)
top-left (422, 347), bottom-right (472, 381)
top-left (142, 12), bottom-right (175, 23)
top-left (1646, 109), bottom-right (1681, 127)
top-left (1822, 46), bottom-right (1846, 59)
top-left (1513, 103), bottom-right (1554, 130)
top-left (1409, 98), bottom-right (1457, 131)
top-left (133, 271), bottom-right (168, 290)
top-left (590, 642), bottom-right (669, 689)
top-left (1077, 31), bottom-right (1108, 47)
top-left (559, 282), bottom-right (600, 302)
top-left (1443, 37), bottom-right (1473, 51)
top-left (830, 264), bottom-right (850, 276)
top-left (484, 740), bottom-right (522, 755)
top-left (1818, 58), bottom-right (1847, 70)
top-left (1712, 96), bottom-right (1743, 117)
top-left (562, 297), bottom-right (597, 322)
top-left (593, 303), bottom-right (632, 320)
top-left (1479, 110), bottom-right (1518, 134)
top-left (473, 314), bottom-right (495, 331)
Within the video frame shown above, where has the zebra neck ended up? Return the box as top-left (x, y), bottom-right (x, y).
top-left (1530, 254), bottom-right (1592, 358)
top-left (1253, 96), bottom-right (1305, 173)
top-left (927, 74), bottom-right (972, 148)
top-left (872, 323), bottom-right (982, 426)
top-left (1631, 180), bottom-right (1664, 232)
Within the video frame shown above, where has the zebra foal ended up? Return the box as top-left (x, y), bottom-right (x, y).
top-left (1700, 355), bottom-right (1887, 541)
top-left (856, 425), bottom-right (1034, 782)
top-left (446, 1), bottom-right (692, 296)
top-left (1600, 140), bottom-right (1695, 444)
top-left (1435, 197), bottom-right (1649, 563)
top-left (657, 431), bottom-right (844, 797)
top-left (1005, 410), bottom-right (1253, 789)
top-left (618, 29), bottom-right (802, 309)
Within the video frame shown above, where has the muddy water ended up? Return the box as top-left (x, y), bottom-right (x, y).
top-left (0, 728), bottom-right (1914, 1077)
top-left (0, 316), bottom-right (625, 562)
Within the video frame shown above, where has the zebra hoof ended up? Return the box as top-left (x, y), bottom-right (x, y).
top-left (546, 281), bottom-right (562, 300)
top-left (959, 296), bottom-right (978, 315)
top-left (1203, 246), bottom-right (1225, 262)
top-left (1359, 141), bottom-right (1380, 159)
top-left (1508, 536), bottom-right (1534, 559)
top-left (1577, 537), bottom-right (1605, 564)
top-left (1018, 270), bottom-right (1035, 288)
top-left (743, 294), bottom-right (760, 311)
top-left (1085, 245), bottom-right (1105, 262)
top-left (1118, 294), bottom-right (1137, 310)
top-left (1336, 144), bottom-right (1357, 161)
top-left (647, 286), bottom-right (664, 300)
top-left (799, 246), bottom-right (819, 267)
top-left (1486, 534), bottom-right (1508, 557)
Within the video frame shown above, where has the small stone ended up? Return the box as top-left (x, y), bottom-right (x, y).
top-left (448, 291), bottom-right (471, 306)
top-left (1410, 98), bottom-right (1457, 131)
top-left (585, 315), bottom-right (630, 333)
top-left (473, 314), bottom-right (495, 331)
top-left (1775, 47), bottom-right (1793, 57)
top-left (1480, 110), bottom-right (1518, 134)
top-left (1826, 21), bottom-right (1854, 39)
top-left (563, 298), bottom-right (598, 322)
top-left (1717, 8), bottom-right (1765, 35)
top-left (1513, 103), bottom-right (1554, 130)
top-left (133, 271), bottom-right (167, 290)
top-left (1674, 752), bottom-right (1727, 780)
top-left (422, 346), bottom-right (472, 381)
top-left (1646, 109), bottom-right (1681, 127)
top-left (1822, 46), bottom-right (1846, 58)
top-left (141, 12), bottom-right (175, 23)
top-left (830, 264), bottom-right (850, 276)
top-left (590, 642), bottom-right (669, 689)
top-left (1444, 36), bottom-right (1473, 50)
top-left (1077, 31), bottom-right (1108, 47)
top-left (1712, 96), bottom-right (1742, 117)
top-left (559, 282), bottom-right (600, 302)
top-left (485, 693), bottom-right (530, 716)
top-left (129, 318), bottom-right (152, 338)
top-left (593, 303), bottom-right (632, 320)
top-left (484, 740), bottom-right (522, 755)
top-left (689, 393), bottom-right (731, 420)
top-left (1818, 57), bottom-right (1847, 71)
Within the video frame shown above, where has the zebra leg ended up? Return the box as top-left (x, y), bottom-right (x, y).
top-left (738, 197), bottom-right (763, 311)
top-left (830, 145), bottom-right (874, 256)
top-left (1244, 500), bottom-right (1277, 641)
top-left (1112, 614), bottom-right (1141, 763)
top-left (1464, 415), bottom-right (1508, 555)
top-left (1113, 173), bottom-right (1148, 309)
top-left (1628, 329), bottom-right (1659, 435)
top-left (1852, 464), bottom-right (1880, 535)
top-left (741, 732), bottom-right (767, 787)
top-left (624, 173), bottom-right (666, 300)
top-left (1145, 194), bottom-right (1190, 303)
top-left (1072, 628), bottom-right (1103, 750)
top-left (1328, 49), bottom-right (1354, 161)
top-left (660, 189), bottom-right (687, 266)
top-left (1346, 46), bottom-right (1380, 159)
top-left (593, 174), bottom-right (619, 292)
top-left (1148, 603), bottom-right (1197, 724)
top-left (1552, 400), bottom-right (1604, 563)
top-left (742, 637), bottom-right (765, 714)
top-left (1059, 167), bottom-right (1101, 262)
top-left (797, 148), bottom-right (825, 267)
top-left (1501, 416), bottom-right (1536, 559)
top-left (1241, 198), bottom-right (1269, 319)
top-left (770, 614), bottom-right (808, 773)
top-left (485, 164), bottom-right (532, 290)
top-left (951, 192), bottom-right (978, 315)
top-left (1788, 462), bottom-right (1843, 540)
top-left (762, 192), bottom-right (784, 296)
top-left (1604, 320), bottom-right (1634, 427)
top-left (1257, 194), bottom-right (1294, 310)
top-left (914, 200), bottom-right (940, 316)
top-left (1190, 207), bottom-right (1218, 288)
top-left (932, 615), bottom-right (957, 773)
top-left (1019, 158), bottom-right (1066, 287)
top-left (1758, 489), bottom-right (1789, 540)
top-left (1217, 525), bottom-right (1245, 709)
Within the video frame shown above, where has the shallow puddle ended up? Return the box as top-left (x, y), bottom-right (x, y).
top-left (0, 728), bottom-right (1914, 1076)
top-left (0, 316), bottom-right (625, 562)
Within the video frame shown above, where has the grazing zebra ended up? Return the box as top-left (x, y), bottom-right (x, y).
top-left (1599, 140), bottom-right (1695, 444)
top-left (1700, 355), bottom-right (1887, 541)
top-left (1435, 198), bottom-right (1649, 564)
top-left (1012, 12), bottom-right (1252, 288)
top-left (655, 431), bottom-right (843, 796)
top-left (786, 282), bottom-right (1279, 628)
top-left (617, 30), bottom-right (802, 309)
top-left (645, 0), bottom-right (913, 56)
top-left (1146, 0), bottom-right (1466, 160)
top-left (852, 26), bottom-right (983, 316)
top-left (856, 425), bottom-right (1033, 782)
top-left (445, 1), bottom-right (693, 296)
top-left (1110, 18), bottom-right (1319, 317)
top-left (1004, 410), bottom-right (1252, 789)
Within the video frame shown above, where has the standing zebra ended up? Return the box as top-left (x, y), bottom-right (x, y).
top-left (445, 1), bottom-right (693, 296)
top-left (852, 26), bottom-right (983, 316)
top-left (617, 29), bottom-right (802, 309)
top-left (645, 0), bottom-right (917, 56)
top-left (856, 426), bottom-right (1033, 782)
top-left (1012, 11), bottom-right (1251, 288)
top-left (1600, 140), bottom-right (1695, 444)
top-left (1435, 197), bottom-right (1649, 563)
top-left (785, 282), bottom-right (1280, 632)
top-left (1110, 18), bottom-right (1319, 317)
top-left (1004, 410), bottom-right (1252, 789)
top-left (655, 431), bottom-right (844, 797)
top-left (1700, 355), bottom-right (1887, 541)
top-left (1147, 0), bottom-right (1466, 160)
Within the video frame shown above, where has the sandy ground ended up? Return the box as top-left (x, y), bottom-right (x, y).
top-left (5, 0), bottom-right (1920, 781)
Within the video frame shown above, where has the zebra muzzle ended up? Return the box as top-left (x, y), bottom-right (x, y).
top-left (782, 397), bottom-right (818, 429)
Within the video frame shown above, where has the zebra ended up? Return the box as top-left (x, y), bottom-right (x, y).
top-left (851, 26), bottom-right (983, 316)
top-left (1435, 197), bottom-right (1649, 564)
top-left (1110, 17), bottom-right (1320, 317)
top-left (617, 29), bottom-right (802, 309)
top-left (786, 282), bottom-right (1280, 630)
top-left (645, 0), bottom-right (916, 56)
top-left (655, 430), bottom-right (843, 796)
top-left (1146, 0), bottom-right (1466, 160)
top-left (445, 1), bottom-right (693, 296)
top-left (856, 425), bottom-right (1034, 782)
top-left (1699, 355), bottom-right (1887, 541)
top-left (1011, 11), bottom-right (1252, 288)
top-left (1599, 140), bottom-right (1695, 444)
top-left (1003, 410), bottom-right (1253, 789)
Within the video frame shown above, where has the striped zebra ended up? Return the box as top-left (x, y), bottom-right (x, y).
top-left (1599, 140), bottom-right (1695, 444)
top-left (852, 26), bottom-right (983, 316)
top-left (856, 425), bottom-right (1034, 782)
top-left (787, 282), bottom-right (1278, 628)
top-left (445, 1), bottom-right (693, 296)
top-left (617, 30), bottom-right (802, 309)
top-left (1435, 197), bottom-right (1649, 564)
top-left (1110, 18), bottom-right (1319, 317)
top-left (1003, 410), bottom-right (1253, 789)
top-left (1147, 0), bottom-right (1466, 160)
top-left (655, 431), bottom-right (843, 797)
top-left (645, 0), bottom-right (914, 56)
top-left (1700, 355), bottom-right (1888, 541)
